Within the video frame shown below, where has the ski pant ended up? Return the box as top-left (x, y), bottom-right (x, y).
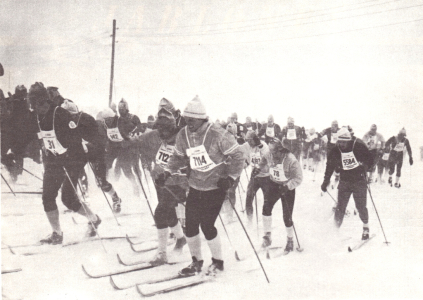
top-left (368, 149), bottom-right (379, 173)
top-left (263, 180), bottom-right (295, 227)
top-left (388, 151), bottom-right (403, 177)
top-left (42, 159), bottom-right (86, 213)
top-left (245, 175), bottom-right (271, 217)
top-left (114, 146), bottom-right (141, 185)
top-left (377, 158), bottom-right (388, 175)
top-left (302, 142), bottom-right (312, 160)
top-left (154, 184), bottom-right (186, 230)
top-left (335, 180), bottom-right (368, 227)
top-left (185, 187), bottom-right (226, 240)
top-left (89, 152), bottom-right (114, 194)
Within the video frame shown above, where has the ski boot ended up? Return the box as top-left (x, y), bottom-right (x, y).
top-left (206, 258), bottom-right (224, 276)
top-left (303, 164), bottom-right (307, 170)
top-left (388, 177), bottom-right (392, 187)
top-left (283, 237), bottom-right (294, 255)
top-left (40, 232), bottom-right (63, 245)
top-left (173, 236), bottom-right (187, 254)
top-left (394, 183), bottom-right (401, 188)
top-left (362, 227), bottom-right (370, 240)
top-left (86, 215), bottom-right (101, 237)
top-left (179, 257), bottom-right (203, 276)
top-left (149, 251), bottom-right (167, 266)
top-left (261, 232), bottom-right (272, 248)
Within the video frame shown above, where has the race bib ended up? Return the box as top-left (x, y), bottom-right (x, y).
top-left (186, 144), bottom-right (217, 172)
top-left (270, 164), bottom-right (288, 182)
top-left (330, 133), bottom-right (338, 144)
top-left (313, 144), bottom-right (320, 151)
top-left (341, 151), bottom-right (359, 170)
top-left (266, 126), bottom-right (275, 138)
top-left (394, 143), bottom-right (404, 152)
top-left (155, 144), bottom-right (174, 167)
top-left (287, 128), bottom-right (297, 140)
top-left (107, 127), bottom-right (124, 142)
top-left (368, 136), bottom-right (376, 148)
top-left (251, 152), bottom-right (261, 167)
top-left (382, 153), bottom-right (389, 160)
top-left (246, 126), bottom-right (252, 131)
top-left (41, 130), bottom-right (67, 155)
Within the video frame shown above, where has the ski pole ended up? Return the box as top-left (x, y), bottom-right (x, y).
top-left (218, 214), bottom-right (241, 261)
top-left (237, 185), bottom-right (244, 212)
top-left (227, 193), bottom-right (270, 283)
top-left (133, 168), bottom-right (155, 221)
top-left (1, 174), bottom-right (16, 196)
top-left (22, 168), bottom-right (43, 181)
top-left (88, 162), bottom-right (121, 226)
top-left (366, 183), bottom-right (390, 245)
top-left (62, 166), bottom-right (107, 253)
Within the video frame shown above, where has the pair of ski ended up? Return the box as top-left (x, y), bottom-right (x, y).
top-left (347, 234), bottom-right (376, 252)
top-left (110, 271), bottom-right (213, 296)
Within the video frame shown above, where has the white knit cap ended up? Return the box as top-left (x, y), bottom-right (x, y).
top-left (337, 127), bottom-right (352, 141)
top-left (182, 95), bottom-right (207, 119)
top-left (61, 99), bottom-right (79, 114)
top-left (287, 117), bottom-right (294, 124)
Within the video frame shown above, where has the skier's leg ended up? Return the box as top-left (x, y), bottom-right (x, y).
top-left (335, 181), bottom-right (352, 227)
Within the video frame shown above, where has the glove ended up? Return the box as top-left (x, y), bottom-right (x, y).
top-left (321, 179), bottom-right (330, 192)
top-left (217, 176), bottom-right (235, 191)
top-left (279, 184), bottom-right (289, 194)
top-left (409, 157), bottom-right (413, 166)
top-left (253, 135), bottom-right (261, 147)
top-left (155, 171), bottom-right (171, 187)
top-left (251, 168), bottom-right (260, 177)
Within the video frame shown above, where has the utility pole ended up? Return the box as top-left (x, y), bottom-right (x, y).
top-left (109, 19), bottom-right (116, 108)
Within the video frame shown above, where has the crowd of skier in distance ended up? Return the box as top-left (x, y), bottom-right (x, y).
top-left (0, 81), bottom-right (414, 277)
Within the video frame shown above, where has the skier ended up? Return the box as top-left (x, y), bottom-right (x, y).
top-left (258, 115), bottom-right (282, 144)
top-left (226, 112), bottom-right (245, 144)
top-left (281, 117), bottom-right (305, 161)
top-left (385, 128), bottom-right (413, 188)
top-left (303, 128), bottom-right (321, 171)
top-left (362, 124), bottom-right (385, 183)
top-left (158, 98), bottom-right (187, 130)
top-left (319, 120), bottom-right (341, 188)
top-left (61, 101), bottom-right (123, 213)
top-left (28, 82), bottom-right (101, 245)
top-left (139, 106), bottom-right (188, 266)
top-left (376, 146), bottom-right (390, 184)
top-left (160, 96), bottom-right (244, 276)
top-left (243, 116), bottom-right (260, 134)
top-left (321, 127), bottom-right (373, 240)
top-left (244, 130), bottom-right (271, 224)
top-left (262, 137), bottom-right (302, 254)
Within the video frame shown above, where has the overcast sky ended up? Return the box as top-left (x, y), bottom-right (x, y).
top-left (1, 0), bottom-right (422, 149)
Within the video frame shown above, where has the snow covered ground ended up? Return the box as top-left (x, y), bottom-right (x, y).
top-left (1, 157), bottom-right (423, 300)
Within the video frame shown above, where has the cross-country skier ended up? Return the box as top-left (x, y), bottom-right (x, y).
top-left (376, 147), bottom-right (390, 184)
top-left (61, 101), bottom-right (123, 213)
top-left (281, 117), bottom-right (305, 161)
top-left (28, 82), bottom-right (101, 245)
top-left (385, 128), bottom-right (413, 188)
top-left (258, 115), bottom-right (282, 144)
top-left (319, 120), bottom-right (341, 188)
top-left (321, 127), bottom-right (373, 240)
top-left (261, 138), bottom-right (303, 254)
top-left (138, 106), bottom-right (188, 266)
top-left (161, 96), bottom-right (244, 276)
top-left (244, 130), bottom-right (271, 224)
top-left (243, 116), bottom-right (261, 134)
top-left (362, 124), bottom-right (385, 183)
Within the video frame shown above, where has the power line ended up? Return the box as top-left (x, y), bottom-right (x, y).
top-left (120, 1), bottom-right (422, 38)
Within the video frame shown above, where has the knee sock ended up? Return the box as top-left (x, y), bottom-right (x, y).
top-left (207, 234), bottom-right (222, 260)
top-left (186, 234), bottom-right (202, 261)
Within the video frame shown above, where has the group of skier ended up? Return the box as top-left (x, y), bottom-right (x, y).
top-left (0, 82), bottom-right (415, 278)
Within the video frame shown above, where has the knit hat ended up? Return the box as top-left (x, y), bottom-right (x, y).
top-left (118, 98), bottom-right (128, 110)
top-left (287, 117), bottom-right (294, 124)
top-left (96, 108), bottom-right (116, 120)
top-left (331, 120), bottom-right (338, 126)
top-left (246, 116), bottom-right (252, 123)
top-left (182, 95), bottom-right (207, 119)
top-left (158, 98), bottom-right (175, 114)
top-left (157, 107), bottom-right (175, 120)
top-left (61, 99), bottom-right (79, 114)
top-left (231, 112), bottom-right (238, 120)
top-left (28, 82), bottom-right (49, 105)
top-left (268, 115), bottom-right (274, 123)
top-left (147, 115), bottom-right (155, 122)
top-left (309, 128), bottom-right (315, 135)
top-left (337, 127), bottom-right (352, 141)
top-left (399, 127), bottom-right (406, 135)
top-left (370, 124), bottom-right (377, 131)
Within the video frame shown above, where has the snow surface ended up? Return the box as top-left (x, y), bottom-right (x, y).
top-left (1, 158), bottom-right (423, 300)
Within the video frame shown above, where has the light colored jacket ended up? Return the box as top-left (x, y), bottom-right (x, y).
top-left (362, 132), bottom-right (385, 150)
top-left (268, 151), bottom-right (303, 190)
top-left (246, 141), bottom-right (271, 177)
top-left (166, 121), bottom-right (244, 191)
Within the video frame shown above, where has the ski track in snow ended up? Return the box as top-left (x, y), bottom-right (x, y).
top-left (1, 158), bottom-right (423, 299)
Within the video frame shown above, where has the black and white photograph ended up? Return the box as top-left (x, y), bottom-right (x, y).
top-left (1, 0), bottom-right (423, 299)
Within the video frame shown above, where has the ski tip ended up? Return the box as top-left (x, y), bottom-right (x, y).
top-left (235, 251), bottom-right (241, 261)
top-left (109, 276), bottom-right (122, 290)
top-left (81, 264), bottom-right (94, 278)
top-left (8, 246), bottom-right (16, 255)
top-left (116, 253), bottom-right (125, 265)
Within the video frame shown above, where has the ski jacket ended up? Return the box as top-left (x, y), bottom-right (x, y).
top-left (362, 132), bottom-right (385, 150)
top-left (166, 121), bottom-right (244, 191)
top-left (267, 149), bottom-right (303, 190)
top-left (246, 141), bottom-right (271, 177)
top-left (385, 136), bottom-right (412, 156)
top-left (258, 123), bottom-right (282, 143)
